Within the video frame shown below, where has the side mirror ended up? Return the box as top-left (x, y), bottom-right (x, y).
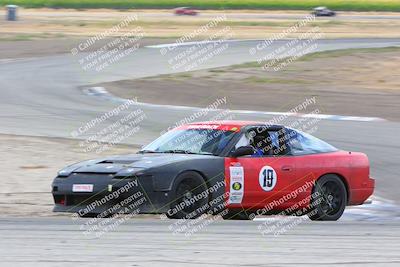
top-left (231, 146), bottom-right (254, 158)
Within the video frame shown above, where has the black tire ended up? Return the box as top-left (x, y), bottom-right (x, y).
top-left (78, 213), bottom-right (99, 218)
top-left (222, 209), bottom-right (255, 220)
top-left (308, 174), bottom-right (347, 221)
top-left (166, 171), bottom-right (209, 219)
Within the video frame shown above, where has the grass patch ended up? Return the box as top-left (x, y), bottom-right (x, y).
top-left (209, 68), bottom-right (227, 73)
top-left (231, 61), bottom-right (262, 69)
top-left (244, 76), bottom-right (309, 84)
top-left (0, 0), bottom-right (400, 11)
top-left (43, 19), bottom-right (295, 28)
top-left (229, 47), bottom-right (400, 70)
top-left (297, 46), bottom-right (400, 61)
top-left (175, 72), bottom-right (194, 78)
top-left (0, 33), bottom-right (66, 41)
top-left (223, 20), bottom-right (293, 27)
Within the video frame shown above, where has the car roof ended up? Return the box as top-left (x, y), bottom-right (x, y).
top-left (187, 120), bottom-right (283, 129)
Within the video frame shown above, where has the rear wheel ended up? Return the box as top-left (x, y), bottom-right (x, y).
top-left (308, 174), bottom-right (347, 221)
top-left (166, 171), bottom-right (209, 219)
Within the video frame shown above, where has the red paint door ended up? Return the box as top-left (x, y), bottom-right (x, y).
top-left (225, 156), bottom-right (299, 211)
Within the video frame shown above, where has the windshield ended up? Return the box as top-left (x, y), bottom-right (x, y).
top-left (140, 129), bottom-right (236, 156)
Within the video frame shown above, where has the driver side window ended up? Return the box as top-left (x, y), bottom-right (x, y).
top-left (249, 128), bottom-right (289, 157)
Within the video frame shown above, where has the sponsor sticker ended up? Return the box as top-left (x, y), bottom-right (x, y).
top-left (187, 124), bottom-right (219, 129)
top-left (72, 184), bottom-right (94, 193)
top-left (228, 166), bottom-right (244, 204)
top-left (232, 182), bottom-right (242, 190)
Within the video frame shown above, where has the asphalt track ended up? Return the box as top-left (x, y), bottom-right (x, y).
top-left (0, 218), bottom-right (399, 267)
top-left (1, 38), bottom-right (400, 265)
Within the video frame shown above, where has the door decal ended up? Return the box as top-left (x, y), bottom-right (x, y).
top-left (228, 166), bottom-right (244, 204)
top-left (259, 166), bottom-right (277, 191)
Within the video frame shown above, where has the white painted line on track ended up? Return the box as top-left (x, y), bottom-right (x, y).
top-left (146, 38), bottom-right (400, 50)
top-left (146, 39), bottom-right (263, 49)
top-left (84, 87), bottom-right (386, 122)
top-left (0, 57), bottom-right (40, 64)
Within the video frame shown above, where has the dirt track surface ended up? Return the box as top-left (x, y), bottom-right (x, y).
top-left (0, 38), bottom-right (174, 59)
top-left (105, 48), bottom-right (400, 121)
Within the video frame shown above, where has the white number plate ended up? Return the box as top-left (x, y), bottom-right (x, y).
top-left (72, 184), bottom-right (94, 192)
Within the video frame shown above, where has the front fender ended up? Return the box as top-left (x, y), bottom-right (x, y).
top-left (151, 157), bottom-right (225, 192)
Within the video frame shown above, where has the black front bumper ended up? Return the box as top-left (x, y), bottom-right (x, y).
top-left (52, 173), bottom-right (170, 216)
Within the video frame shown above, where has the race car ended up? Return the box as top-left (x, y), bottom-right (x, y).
top-left (312, 6), bottom-right (336, 17)
top-left (52, 121), bottom-right (374, 221)
top-left (174, 7), bottom-right (198, 16)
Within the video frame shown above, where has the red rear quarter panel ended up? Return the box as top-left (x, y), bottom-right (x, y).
top-left (295, 150), bottom-right (374, 205)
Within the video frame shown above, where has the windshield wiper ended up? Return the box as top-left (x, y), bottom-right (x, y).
top-left (162, 149), bottom-right (197, 154)
top-left (138, 150), bottom-right (158, 154)
top-left (161, 150), bottom-right (216, 155)
top-left (140, 149), bottom-right (216, 155)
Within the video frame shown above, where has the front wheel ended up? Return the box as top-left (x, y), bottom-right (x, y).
top-left (308, 174), bottom-right (347, 221)
top-left (166, 171), bottom-right (209, 219)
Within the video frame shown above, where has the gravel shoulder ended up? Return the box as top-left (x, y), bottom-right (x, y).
top-left (0, 134), bottom-right (138, 217)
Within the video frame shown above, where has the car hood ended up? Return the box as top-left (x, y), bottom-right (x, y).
top-left (58, 153), bottom-right (215, 176)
